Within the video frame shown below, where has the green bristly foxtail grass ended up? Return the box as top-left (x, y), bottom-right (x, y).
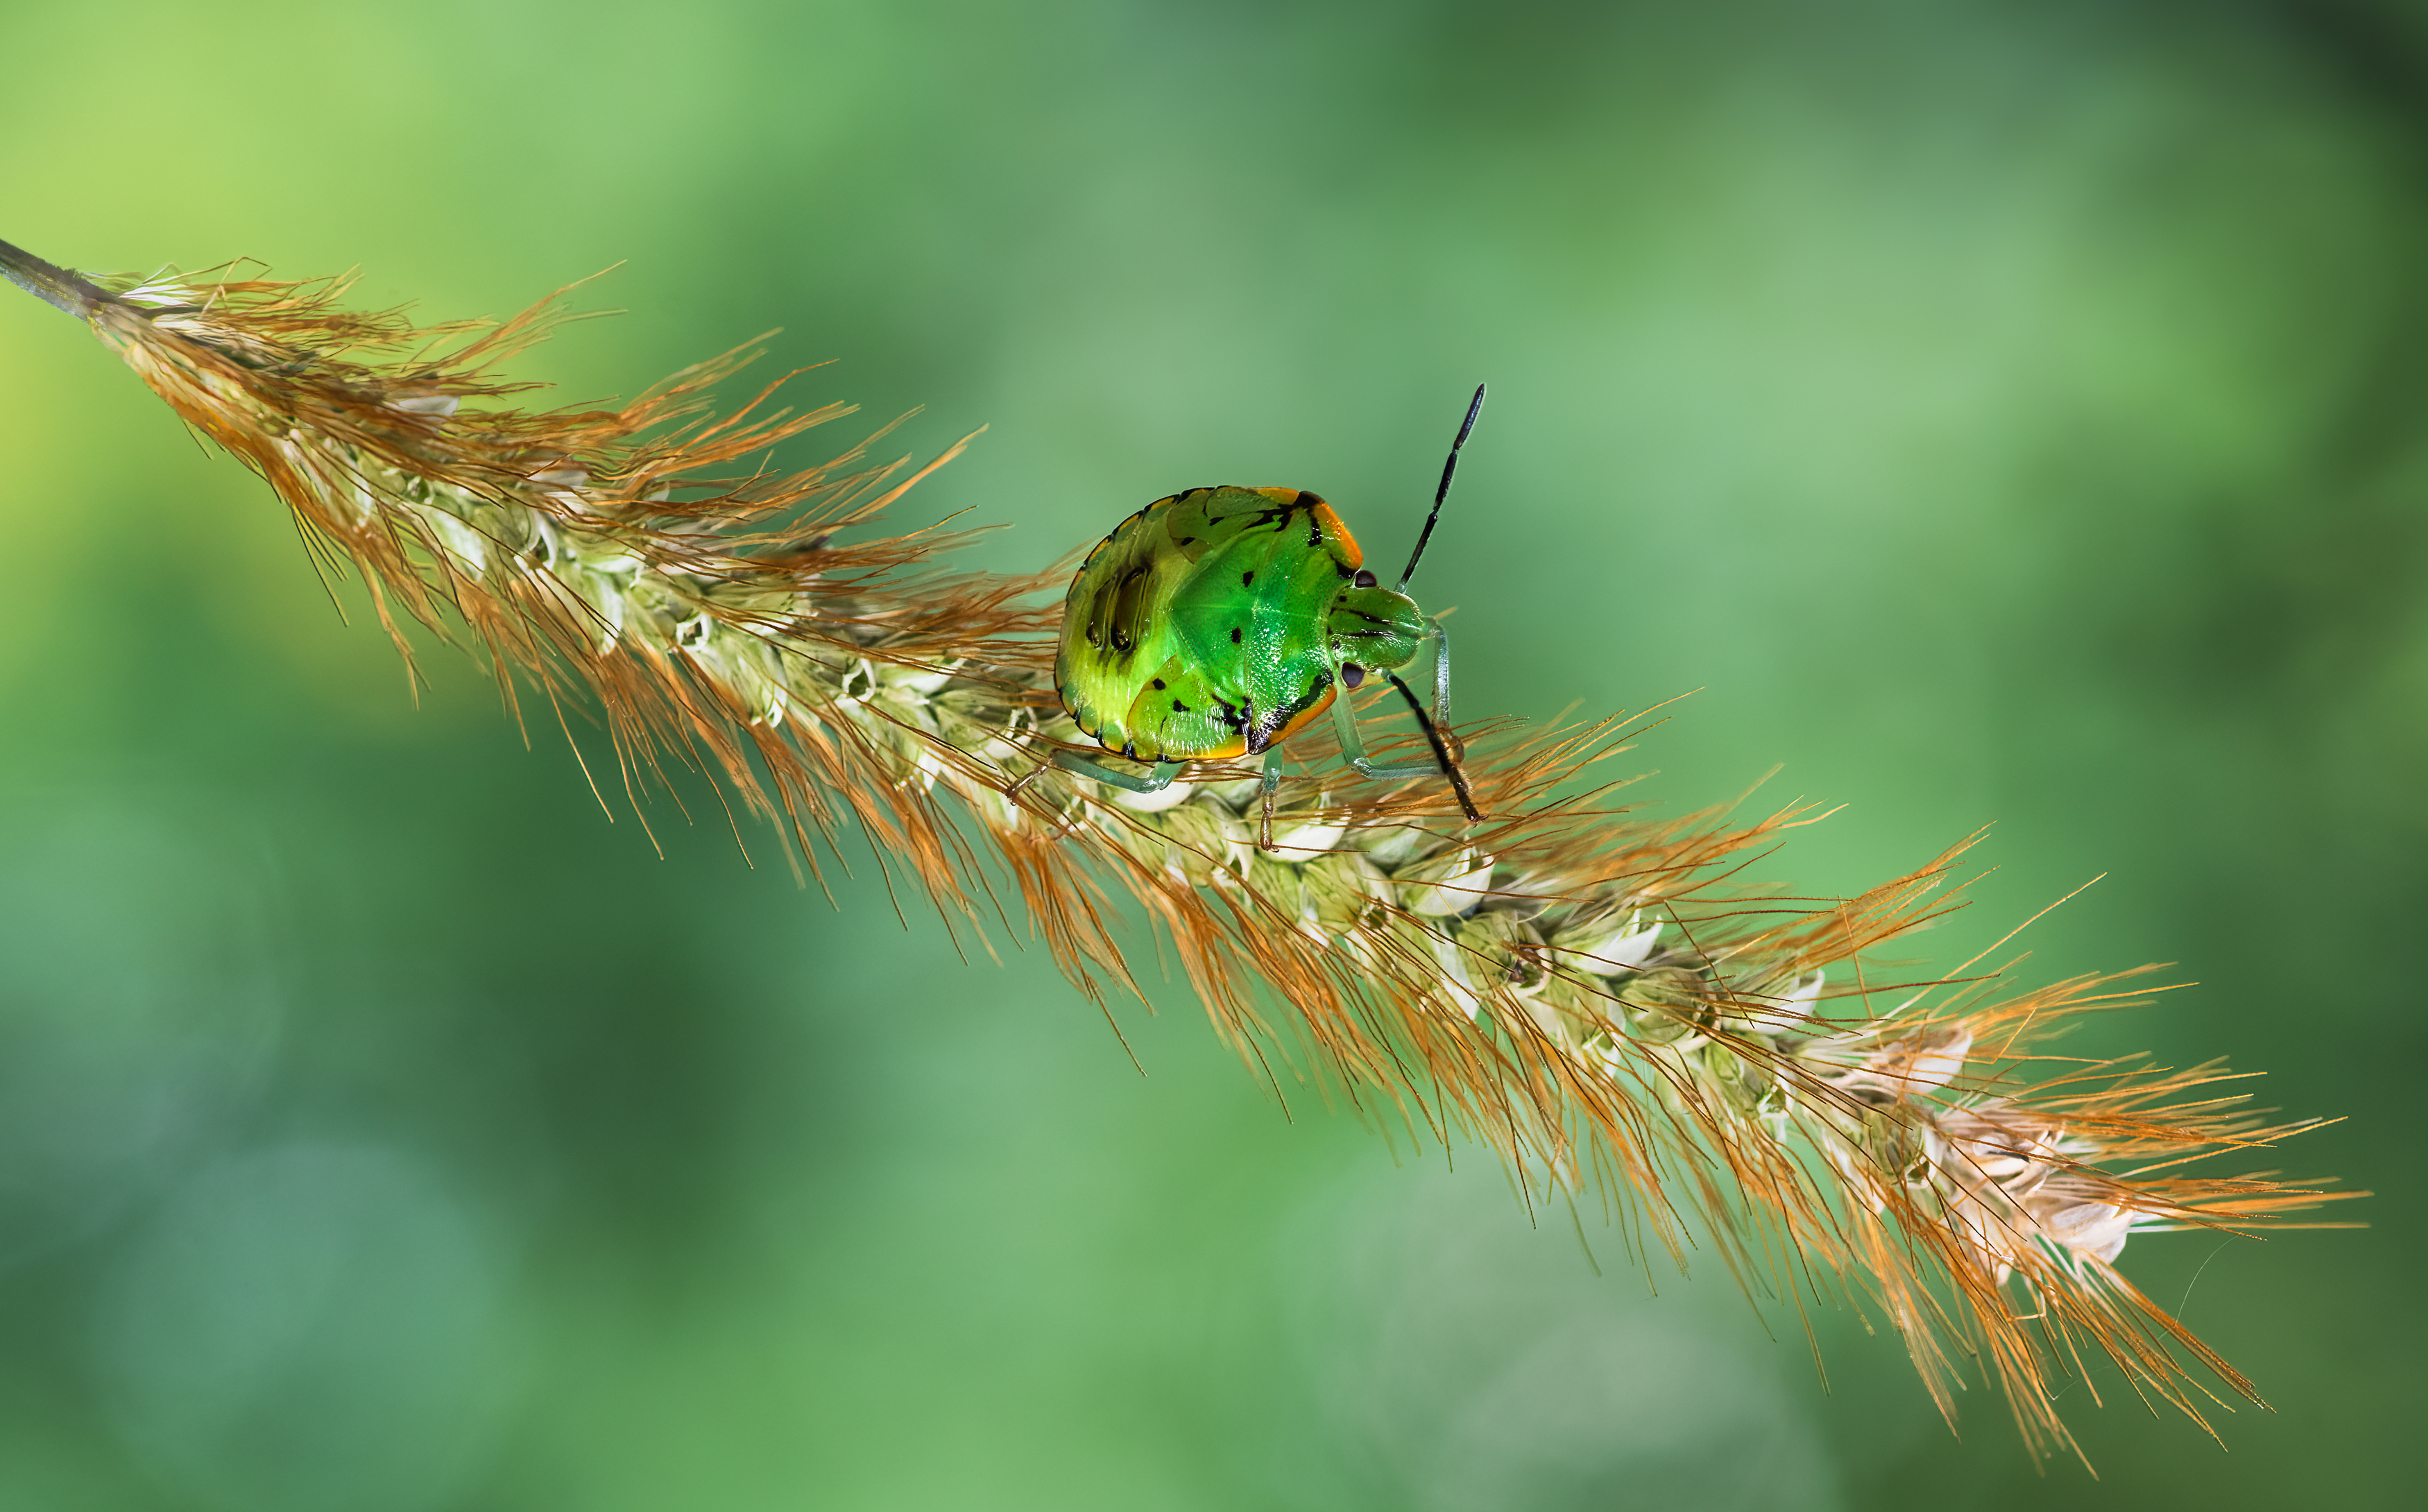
top-left (0, 234), bottom-right (2358, 1468)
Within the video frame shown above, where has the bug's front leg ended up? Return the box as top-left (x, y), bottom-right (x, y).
top-left (1327, 626), bottom-right (1463, 781)
top-left (1323, 634), bottom-right (1482, 821)
top-left (1327, 683), bottom-right (1435, 782)
top-left (1426, 620), bottom-right (1453, 728)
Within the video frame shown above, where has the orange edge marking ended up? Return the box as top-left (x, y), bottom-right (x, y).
top-left (1313, 499), bottom-right (1362, 567)
top-left (1100, 685), bottom-right (1337, 765)
top-left (1263, 685), bottom-right (1339, 753)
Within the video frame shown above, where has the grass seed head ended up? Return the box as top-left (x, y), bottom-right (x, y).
top-left (0, 236), bottom-right (2357, 1468)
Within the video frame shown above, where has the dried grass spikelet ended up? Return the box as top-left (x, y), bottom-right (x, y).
top-left (1, 237), bottom-right (2356, 1466)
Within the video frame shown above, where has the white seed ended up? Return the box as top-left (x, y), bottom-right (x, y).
top-left (427, 510), bottom-right (488, 575)
top-left (758, 683), bottom-right (790, 728)
top-left (1566, 916), bottom-right (1661, 974)
top-left (1780, 970), bottom-right (1827, 1009)
top-left (1826, 1144), bottom-right (1891, 1217)
top-left (1897, 1029), bottom-right (1974, 1096)
top-left (885, 660), bottom-right (959, 696)
top-left (1267, 819), bottom-right (1349, 861)
top-left (1400, 851), bottom-right (1494, 917)
top-left (1111, 779), bottom-right (1195, 813)
top-left (2037, 1201), bottom-right (2133, 1263)
top-left (1428, 931), bottom-right (1485, 1020)
top-left (586, 576), bottom-right (628, 651)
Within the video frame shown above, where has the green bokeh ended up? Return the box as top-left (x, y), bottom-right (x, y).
top-left (1, 1), bottom-right (2419, 1506)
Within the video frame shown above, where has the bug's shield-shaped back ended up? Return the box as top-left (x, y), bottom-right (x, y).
top-left (1057, 486), bottom-right (1356, 762)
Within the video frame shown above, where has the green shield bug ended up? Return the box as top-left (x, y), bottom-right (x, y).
top-left (1050, 386), bottom-right (1487, 848)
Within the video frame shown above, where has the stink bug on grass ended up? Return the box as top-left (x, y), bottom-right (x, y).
top-left (1049, 386), bottom-right (1488, 848)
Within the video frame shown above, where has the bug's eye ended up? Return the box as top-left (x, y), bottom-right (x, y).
top-left (1341, 664), bottom-right (1366, 688)
top-left (1353, 569), bottom-right (1378, 588)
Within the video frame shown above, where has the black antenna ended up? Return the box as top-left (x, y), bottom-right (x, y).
top-left (1383, 672), bottom-right (1483, 822)
top-left (1396, 382), bottom-right (1487, 592)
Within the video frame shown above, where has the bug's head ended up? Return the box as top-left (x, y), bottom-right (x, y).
top-left (1326, 569), bottom-right (1431, 678)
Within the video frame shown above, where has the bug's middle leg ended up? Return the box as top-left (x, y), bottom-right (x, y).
top-left (1052, 750), bottom-right (1185, 793)
top-left (1258, 750), bottom-right (1283, 850)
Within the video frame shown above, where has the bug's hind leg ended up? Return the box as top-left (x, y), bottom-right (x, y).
top-left (1052, 750), bottom-right (1185, 794)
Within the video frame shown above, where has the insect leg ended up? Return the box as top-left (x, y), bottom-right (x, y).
top-left (1329, 624), bottom-right (1459, 780)
top-left (1383, 672), bottom-right (1482, 821)
top-left (1329, 661), bottom-right (1446, 782)
top-left (1258, 750), bottom-right (1283, 849)
top-left (1328, 678), bottom-right (1384, 773)
top-left (1052, 751), bottom-right (1185, 794)
top-left (1325, 662), bottom-right (1481, 821)
top-left (1427, 620), bottom-right (1453, 725)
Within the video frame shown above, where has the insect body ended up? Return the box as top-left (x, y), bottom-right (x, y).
top-left (1050, 386), bottom-right (1488, 845)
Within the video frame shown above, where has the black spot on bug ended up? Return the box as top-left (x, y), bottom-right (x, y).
top-left (1122, 740), bottom-right (1137, 760)
top-left (1172, 699), bottom-right (1190, 712)
top-left (1294, 490), bottom-right (1324, 508)
top-left (1241, 570), bottom-right (1255, 586)
top-left (1230, 627), bottom-right (1242, 644)
top-left (1152, 678), bottom-right (1166, 689)
top-left (1308, 523), bottom-right (1322, 548)
top-left (1354, 569), bottom-right (1377, 588)
top-left (1335, 563), bottom-right (1355, 579)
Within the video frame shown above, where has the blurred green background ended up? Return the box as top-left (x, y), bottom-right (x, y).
top-left (0, 0), bottom-right (2420, 1506)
